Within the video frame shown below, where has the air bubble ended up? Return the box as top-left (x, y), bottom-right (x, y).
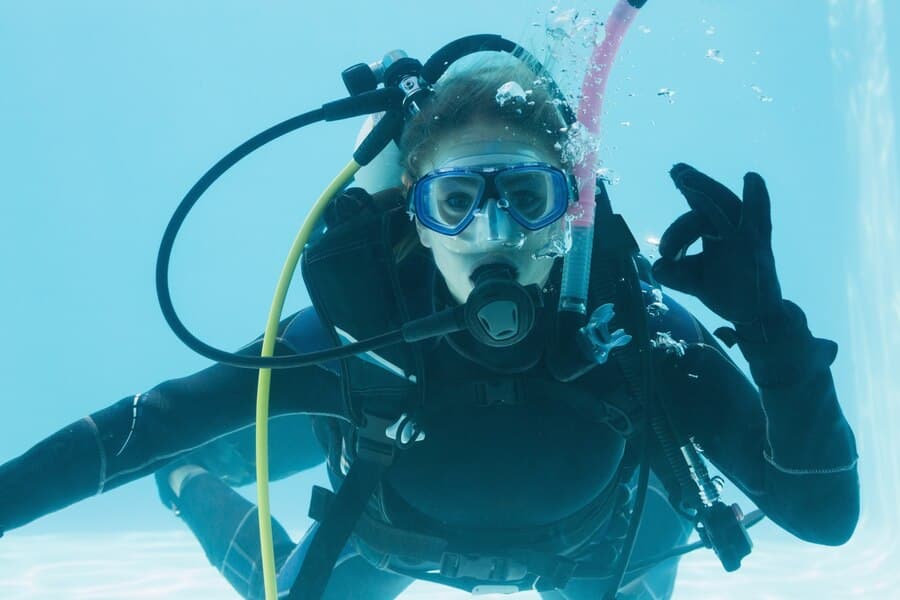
top-left (495, 81), bottom-right (528, 108)
top-left (646, 288), bottom-right (669, 318)
top-left (705, 49), bottom-right (725, 64)
top-left (546, 7), bottom-right (580, 41)
top-left (533, 224), bottom-right (573, 259)
top-left (657, 88), bottom-right (676, 104)
top-left (651, 331), bottom-right (686, 357)
top-left (750, 84), bottom-right (774, 103)
top-left (596, 167), bottom-right (620, 186)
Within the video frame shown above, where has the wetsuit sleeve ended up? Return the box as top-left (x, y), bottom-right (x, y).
top-left (657, 300), bottom-right (860, 546)
top-left (0, 308), bottom-right (342, 533)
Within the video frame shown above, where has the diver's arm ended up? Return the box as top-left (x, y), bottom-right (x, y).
top-left (0, 312), bottom-right (341, 533)
top-left (660, 301), bottom-right (859, 546)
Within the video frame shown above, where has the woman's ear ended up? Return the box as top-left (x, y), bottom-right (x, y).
top-left (415, 219), bottom-right (433, 249)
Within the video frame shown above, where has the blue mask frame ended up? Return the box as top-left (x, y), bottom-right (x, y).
top-left (411, 162), bottom-right (574, 236)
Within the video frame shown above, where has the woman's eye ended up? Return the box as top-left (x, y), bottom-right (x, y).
top-left (444, 192), bottom-right (473, 212)
top-left (508, 190), bottom-right (544, 215)
top-left (509, 190), bottom-right (539, 204)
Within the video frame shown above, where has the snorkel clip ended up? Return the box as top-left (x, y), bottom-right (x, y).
top-left (576, 303), bottom-right (632, 365)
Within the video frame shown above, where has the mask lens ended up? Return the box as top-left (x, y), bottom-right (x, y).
top-left (419, 173), bottom-right (484, 231)
top-left (496, 167), bottom-right (567, 227)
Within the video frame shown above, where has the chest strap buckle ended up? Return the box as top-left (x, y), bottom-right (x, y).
top-left (355, 410), bottom-right (401, 465)
top-left (439, 552), bottom-right (528, 582)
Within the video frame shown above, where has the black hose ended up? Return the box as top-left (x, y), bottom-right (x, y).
top-left (155, 107), bottom-right (416, 369)
top-left (603, 424), bottom-right (652, 600)
top-left (602, 253), bottom-right (661, 600)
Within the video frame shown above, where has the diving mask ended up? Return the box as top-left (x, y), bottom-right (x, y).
top-left (411, 162), bottom-right (573, 236)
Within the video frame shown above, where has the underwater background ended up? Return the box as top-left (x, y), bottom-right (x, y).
top-left (1, 1), bottom-right (898, 598)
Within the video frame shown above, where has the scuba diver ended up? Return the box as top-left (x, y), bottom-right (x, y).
top-left (0, 20), bottom-right (859, 600)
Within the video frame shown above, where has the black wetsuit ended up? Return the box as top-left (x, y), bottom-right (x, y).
top-left (0, 285), bottom-right (859, 599)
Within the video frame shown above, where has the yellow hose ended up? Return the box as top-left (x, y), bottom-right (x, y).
top-left (256, 159), bottom-right (362, 600)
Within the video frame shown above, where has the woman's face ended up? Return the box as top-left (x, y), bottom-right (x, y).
top-left (412, 124), bottom-right (570, 303)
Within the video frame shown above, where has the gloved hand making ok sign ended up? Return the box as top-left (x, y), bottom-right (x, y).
top-left (652, 163), bottom-right (788, 340)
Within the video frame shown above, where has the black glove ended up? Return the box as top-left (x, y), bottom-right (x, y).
top-left (652, 163), bottom-right (787, 338)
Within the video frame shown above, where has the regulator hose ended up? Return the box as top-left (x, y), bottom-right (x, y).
top-left (156, 95), bottom-right (408, 370)
top-left (256, 160), bottom-right (361, 600)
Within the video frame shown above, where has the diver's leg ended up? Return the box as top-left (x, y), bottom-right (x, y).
top-left (543, 473), bottom-right (692, 600)
top-left (322, 556), bottom-right (415, 600)
top-left (614, 473), bottom-right (693, 600)
top-left (182, 414), bottom-right (325, 487)
top-left (153, 415), bottom-right (326, 598)
top-left (161, 468), bottom-right (296, 600)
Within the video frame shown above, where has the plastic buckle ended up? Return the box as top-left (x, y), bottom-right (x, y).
top-left (440, 553), bottom-right (527, 582)
top-left (577, 303), bottom-right (632, 365)
top-left (308, 485), bottom-right (335, 522)
top-left (355, 411), bottom-right (399, 466)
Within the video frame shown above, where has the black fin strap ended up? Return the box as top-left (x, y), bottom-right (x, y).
top-left (288, 459), bottom-right (386, 599)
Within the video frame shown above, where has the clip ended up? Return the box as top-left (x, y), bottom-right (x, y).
top-left (577, 303), bottom-right (632, 365)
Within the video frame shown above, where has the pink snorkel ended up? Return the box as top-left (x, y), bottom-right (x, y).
top-left (560, 0), bottom-right (646, 314)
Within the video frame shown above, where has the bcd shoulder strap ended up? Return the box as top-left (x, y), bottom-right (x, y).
top-left (291, 187), bottom-right (427, 599)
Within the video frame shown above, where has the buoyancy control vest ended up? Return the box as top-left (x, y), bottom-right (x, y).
top-left (290, 189), bottom-right (716, 591)
top-left (293, 185), bottom-right (703, 595)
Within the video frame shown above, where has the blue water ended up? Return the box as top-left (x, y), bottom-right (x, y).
top-left (1, 1), bottom-right (898, 598)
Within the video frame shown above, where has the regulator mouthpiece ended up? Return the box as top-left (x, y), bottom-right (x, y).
top-left (464, 264), bottom-right (538, 347)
